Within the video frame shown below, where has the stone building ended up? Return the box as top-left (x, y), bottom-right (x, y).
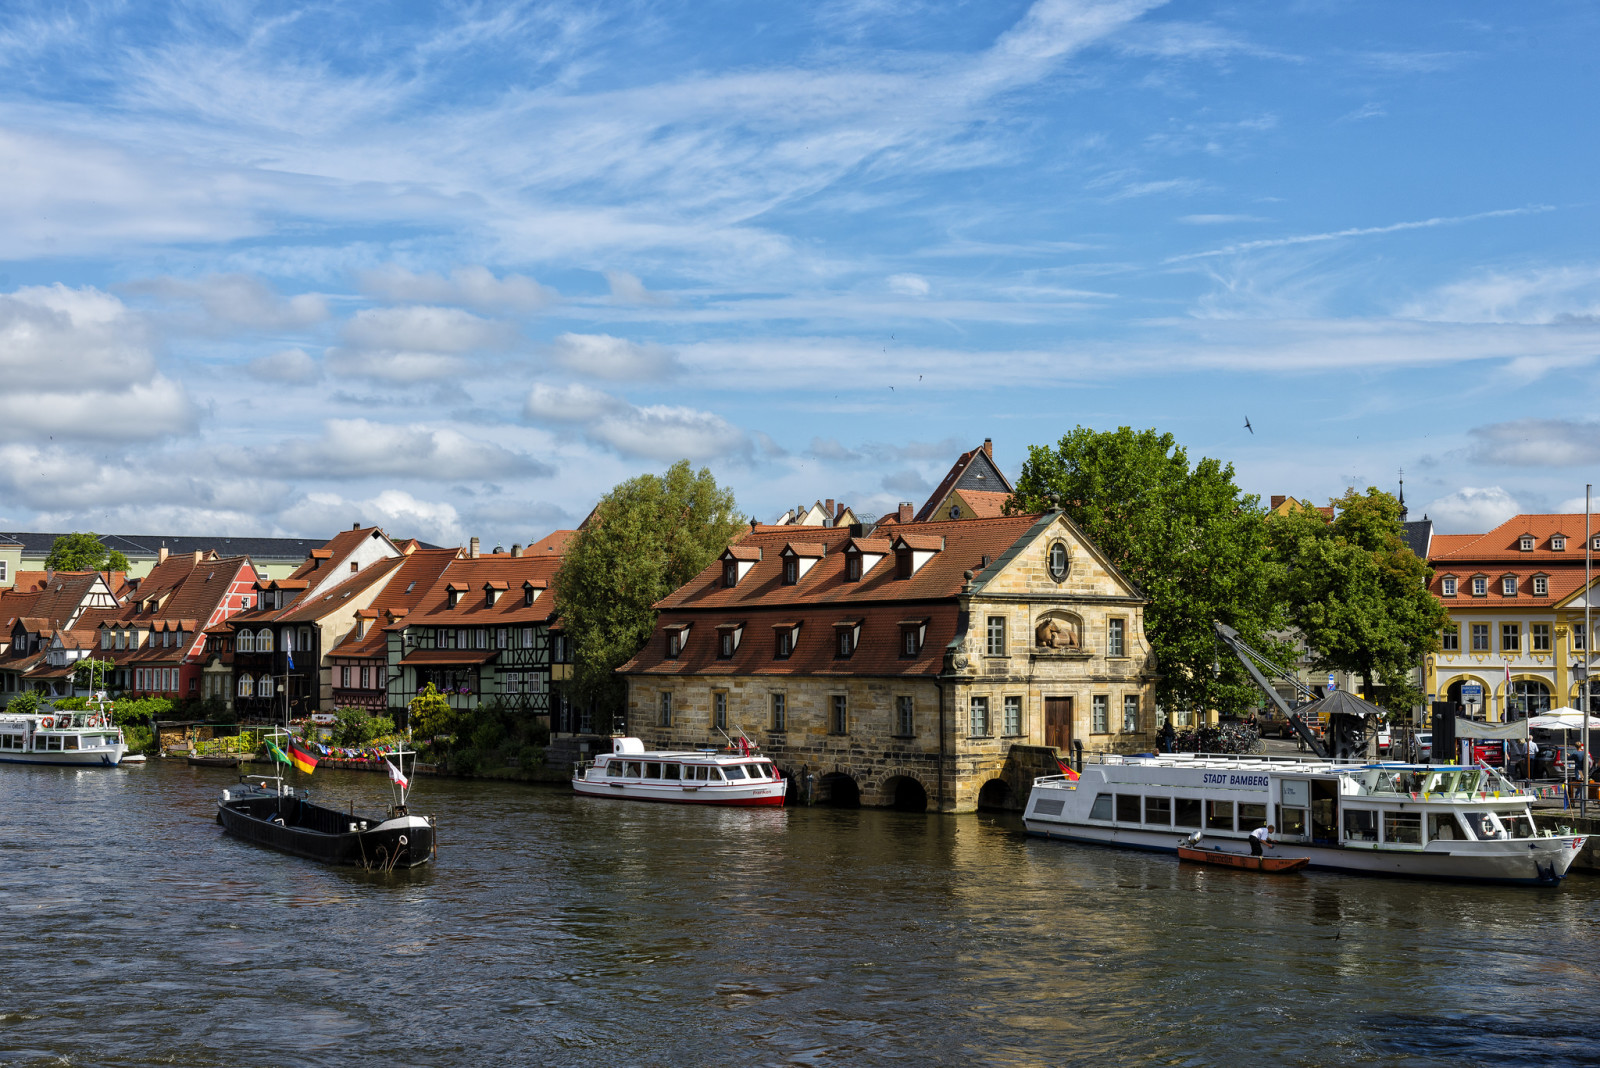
top-left (618, 510), bottom-right (1157, 812)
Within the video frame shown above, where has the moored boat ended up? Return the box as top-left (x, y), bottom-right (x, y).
top-left (1025, 754), bottom-right (1587, 885)
top-left (1177, 844), bottom-right (1308, 873)
top-left (216, 731), bottom-right (434, 870)
top-left (573, 736), bottom-right (786, 806)
top-left (0, 710), bottom-right (128, 766)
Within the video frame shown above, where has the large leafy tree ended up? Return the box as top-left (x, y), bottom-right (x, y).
top-left (554, 460), bottom-right (742, 717)
top-left (1008, 426), bottom-right (1289, 716)
top-left (1269, 487), bottom-right (1446, 711)
top-left (45, 532), bottom-right (131, 572)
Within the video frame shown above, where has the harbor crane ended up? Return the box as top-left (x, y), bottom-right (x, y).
top-left (1212, 621), bottom-right (1373, 760)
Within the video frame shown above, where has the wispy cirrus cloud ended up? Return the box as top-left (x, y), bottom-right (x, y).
top-left (1167, 206), bottom-right (1554, 263)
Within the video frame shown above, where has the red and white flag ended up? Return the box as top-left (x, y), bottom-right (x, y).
top-left (386, 758), bottom-right (409, 790)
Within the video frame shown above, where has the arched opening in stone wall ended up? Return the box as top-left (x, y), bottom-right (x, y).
top-left (818, 772), bottom-right (861, 808)
top-left (884, 775), bottom-right (928, 812)
top-left (976, 778), bottom-right (1013, 811)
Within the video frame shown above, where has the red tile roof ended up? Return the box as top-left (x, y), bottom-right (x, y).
top-left (914, 441), bottom-right (1013, 523)
top-left (527, 530), bottom-right (576, 556)
top-left (1431, 514), bottom-right (1600, 563)
top-left (1431, 565), bottom-right (1592, 608)
top-left (955, 489), bottom-right (1012, 518)
top-left (397, 553), bottom-right (564, 629)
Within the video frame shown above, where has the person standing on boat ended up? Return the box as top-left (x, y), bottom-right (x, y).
top-left (1249, 824), bottom-right (1275, 857)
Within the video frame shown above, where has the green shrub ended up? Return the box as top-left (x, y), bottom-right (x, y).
top-left (123, 725), bottom-right (155, 754)
top-left (470, 716), bottom-right (505, 753)
top-left (517, 744), bottom-right (545, 770)
top-left (52, 696), bottom-right (90, 711)
top-left (450, 748), bottom-right (481, 776)
top-left (6, 692), bottom-right (40, 716)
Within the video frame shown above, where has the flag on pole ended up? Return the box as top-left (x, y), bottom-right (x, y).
top-left (288, 742), bottom-right (317, 775)
top-left (1054, 758), bottom-right (1080, 782)
top-left (286, 649), bottom-right (295, 671)
top-left (266, 740), bottom-right (290, 766)
top-left (386, 757), bottom-right (410, 790)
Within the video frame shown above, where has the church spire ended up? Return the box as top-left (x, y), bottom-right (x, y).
top-left (1398, 468), bottom-right (1407, 521)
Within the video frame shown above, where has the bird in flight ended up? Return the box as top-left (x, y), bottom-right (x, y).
top-left (1243, 417), bottom-right (1253, 434)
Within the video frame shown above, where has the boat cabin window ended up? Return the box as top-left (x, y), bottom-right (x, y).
top-left (645, 762), bottom-right (661, 779)
top-left (1382, 812), bottom-right (1422, 846)
top-left (1089, 793), bottom-right (1113, 821)
top-left (1238, 803), bottom-right (1267, 832)
top-left (744, 763), bottom-right (765, 779)
top-left (1276, 805), bottom-right (1307, 837)
top-left (1460, 812), bottom-right (1501, 840)
top-left (1144, 796), bottom-right (1171, 825)
top-left (1501, 812), bottom-right (1535, 839)
top-left (625, 761), bottom-right (642, 778)
top-left (1, 734), bottom-right (20, 749)
top-left (724, 765), bottom-right (747, 780)
top-left (44, 736), bottom-right (63, 751)
top-left (63, 735), bottom-right (80, 750)
top-left (607, 760), bottom-right (625, 778)
top-left (1115, 794), bottom-right (1140, 822)
top-left (1427, 813), bottom-right (1460, 841)
top-left (663, 763), bottom-right (680, 780)
top-left (1344, 809), bottom-right (1378, 842)
top-left (1174, 798), bottom-right (1201, 828)
top-left (1205, 800), bottom-right (1234, 831)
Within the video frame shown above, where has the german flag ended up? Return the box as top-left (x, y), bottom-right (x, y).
top-left (1054, 758), bottom-right (1080, 782)
top-left (288, 742), bottom-right (318, 775)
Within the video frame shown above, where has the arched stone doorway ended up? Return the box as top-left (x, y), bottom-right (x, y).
top-left (882, 775), bottom-right (928, 811)
top-left (976, 778), bottom-right (1013, 811)
top-left (818, 772), bottom-right (861, 808)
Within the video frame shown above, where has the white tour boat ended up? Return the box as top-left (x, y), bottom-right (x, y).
top-left (1024, 754), bottom-right (1588, 885)
top-left (573, 737), bottom-right (787, 806)
top-left (0, 710), bottom-right (129, 767)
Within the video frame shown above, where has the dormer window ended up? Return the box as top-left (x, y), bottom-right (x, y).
top-left (1502, 576), bottom-right (1517, 596)
top-left (484, 581), bottom-right (508, 607)
top-left (486, 589), bottom-right (497, 607)
top-left (899, 618), bottom-right (928, 657)
top-left (772, 622), bottom-right (800, 660)
top-left (1552, 536), bottom-right (1566, 552)
top-left (1593, 536), bottom-right (1600, 551)
top-left (846, 553), bottom-right (861, 581)
top-left (720, 546), bottom-right (761, 587)
top-left (523, 581), bottom-right (543, 606)
top-left (1519, 536), bottom-right (1534, 551)
top-left (783, 557), bottom-right (798, 584)
top-left (834, 620), bottom-right (861, 658)
top-left (892, 534), bottom-right (943, 578)
top-left (1472, 576), bottom-right (1487, 597)
top-left (1441, 576), bottom-right (1457, 597)
top-left (664, 623), bottom-right (690, 659)
top-left (724, 560), bottom-right (738, 587)
top-left (446, 582), bottom-right (467, 608)
top-left (716, 622), bottom-right (744, 659)
top-left (779, 543), bottom-right (823, 585)
top-left (1533, 574), bottom-right (1548, 596)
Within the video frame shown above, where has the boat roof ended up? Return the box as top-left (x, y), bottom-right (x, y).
top-left (1104, 754), bottom-right (1493, 777)
top-left (600, 749), bottom-right (769, 761)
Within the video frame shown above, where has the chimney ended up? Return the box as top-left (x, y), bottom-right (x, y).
top-left (898, 501), bottom-right (913, 524)
top-left (157, 545), bottom-right (169, 564)
top-left (982, 437), bottom-right (992, 458)
top-left (1270, 495), bottom-right (1286, 510)
top-left (470, 536), bottom-right (480, 559)
top-left (825, 499), bottom-right (835, 527)
top-left (352, 522), bottom-right (360, 530)
top-left (193, 550), bottom-right (203, 564)
top-left (511, 544), bottom-right (523, 558)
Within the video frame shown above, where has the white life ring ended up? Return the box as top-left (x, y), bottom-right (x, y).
top-left (39, 716), bottom-right (53, 729)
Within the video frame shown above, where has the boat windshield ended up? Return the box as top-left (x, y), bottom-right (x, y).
top-left (1459, 810), bottom-right (1536, 840)
top-left (1360, 767), bottom-right (1502, 798)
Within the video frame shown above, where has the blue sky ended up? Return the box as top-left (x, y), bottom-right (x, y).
top-left (2, 0), bottom-right (1598, 546)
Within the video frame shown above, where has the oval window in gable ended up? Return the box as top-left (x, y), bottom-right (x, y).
top-left (1047, 540), bottom-right (1070, 582)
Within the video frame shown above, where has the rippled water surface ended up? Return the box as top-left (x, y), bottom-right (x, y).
top-left (2, 761), bottom-right (1598, 1066)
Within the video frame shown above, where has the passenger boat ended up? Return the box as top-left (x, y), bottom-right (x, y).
top-left (0, 710), bottom-right (128, 766)
top-left (1024, 754), bottom-right (1588, 885)
top-left (572, 737), bottom-right (786, 806)
top-left (216, 733), bottom-right (434, 870)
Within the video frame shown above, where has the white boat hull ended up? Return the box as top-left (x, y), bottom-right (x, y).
top-left (1024, 817), bottom-right (1584, 884)
top-left (573, 777), bottom-right (786, 806)
top-left (0, 745), bottom-right (128, 767)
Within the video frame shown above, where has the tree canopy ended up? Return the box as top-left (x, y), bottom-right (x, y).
top-left (1268, 487), bottom-right (1446, 711)
top-left (1008, 426), bottom-right (1289, 716)
top-left (553, 460), bottom-right (742, 717)
top-left (45, 532), bottom-right (131, 572)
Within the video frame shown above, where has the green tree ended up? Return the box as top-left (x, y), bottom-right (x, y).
top-left (1269, 487), bottom-right (1447, 711)
top-left (44, 532), bottom-right (131, 572)
top-left (409, 683), bottom-right (461, 740)
top-left (1008, 426), bottom-right (1290, 716)
top-left (554, 460), bottom-right (742, 717)
top-left (6, 691), bottom-right (40, 716)
top-left (71, 657), bottom-right (117, 693)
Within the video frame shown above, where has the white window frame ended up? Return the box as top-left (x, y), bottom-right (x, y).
top-left (1092, 695), bottom-right (1109, 733)
top-left (1122, 695), bottom-right (1140, 733)
top-left (970, 696), bottom-right (990, 737)
top-left (1003, 695), bottom-right (1021, 736)
top-left (1533, 576), bottom-right (1548, 596)
top-left (1108, 618), bottom-right (1125, 658)
top-left (1441, 577), bottom-right (1457, 597)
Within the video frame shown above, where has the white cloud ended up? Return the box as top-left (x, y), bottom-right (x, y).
top-left (1179, 214), bottom-right (1267, 225)
top-left (523, 382), bottom-right (746, 460)
top-left (887, 273), bottom-right (931, 297)
top-left (605, 270), bottom-right (670, 305)
top-left (524, 382), bottom-right (626, 423)
top-left (247, 348), bottom-right (321, 383)
top-left (0, 443), bottom-right (284, 513)
top-left (549, 333), bottom-right (679, 380)
top-left (327, 305), bottom-right (520, 381)
top-left (257, 418), bottom-right (552, 479)
top-left (277, 489), bottom-right (465, 546)
top-left (360, 265), bottom-right (557, 313)
top-left (1168, 206), bottom-right (1551, 263)
top-left (1426, 486), bottom-right (1520, 534)
top-left (126, 273), bottom-right (328, 331)
top-left (1467, 419), bottom-right (1600, 467)
top-left (1399, 265), bottom-right (1600, 325)
top-left (323, 348), bottom-right (469, 382)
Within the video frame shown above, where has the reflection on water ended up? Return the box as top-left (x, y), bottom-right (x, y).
top-left (2, 761), bottom-right (1597, 1066)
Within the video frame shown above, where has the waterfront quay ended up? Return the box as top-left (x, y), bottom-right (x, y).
top-left (4, 760), bottom-right (1598, 1067)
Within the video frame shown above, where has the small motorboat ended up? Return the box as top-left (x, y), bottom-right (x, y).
top-left (1178, 844), bottom-right (1308, 873)
top-left (573, 735), bottom-right (787, 806)
top-left (216, 730), bottom-right (434, 871)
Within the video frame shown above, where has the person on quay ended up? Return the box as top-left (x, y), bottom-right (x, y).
top-left (1249, 823), bottom-right (1275, 857)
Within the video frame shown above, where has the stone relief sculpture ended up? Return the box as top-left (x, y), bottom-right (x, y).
top-left (1035, 617), bottom-right (1079, 650)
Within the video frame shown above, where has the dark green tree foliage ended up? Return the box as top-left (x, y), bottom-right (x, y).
top-left (1009, 426), bottom-right (1289, 716)
top-left (44, 532), bottom-right (130, 572)
top-left (554, 460), bottom-right (742, 714)
top-left (71, 658), bottom-right (116, 692)
top-left (1269, 488), bottom-right (1447, 711)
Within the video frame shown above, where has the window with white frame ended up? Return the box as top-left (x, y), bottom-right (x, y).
top-left (1108, 618), bottom-right (1125, 657)
top-left (1574, 623), bottom-right (1586, 651)
top-left (340, 666), bottom-right (351, 688)
top-left (257, 628), bottom-right (273, 652)
top-left (1003, 695), bottom-right (1021, 736)
top-left (986, 616), bottom-right (1006, 656)
top-left (361, 666), bottom-right (371, 689)
top-left (1519, 536), bottom-right (1534, 551)
top-left (1533, 575), bottom-right (1548, 596)
top-left (1553, 535), bottom-right (1566, 551)
top-left (237, 630), bottom-right (253, 653)
top-left (1472, 577), bottom-right (1487, 596)
top-left (1092, 695), bottom-right (1108, 733)
top-left (970, 696), bottom-right (990, 736)
top-left (1502, 623), bottom-right (1520, 652)
top-left (1532, 623), bottom-right (1551, 652)
top-left (238, 675), bottom-right (252, 698)
top-left (1441, 623), bottom-right (1459, 651)
top-left (1441, 577), bottom-right (1457, 597)
top-left (1502, 576), bottom-right (1517, 596)
top-left (1122, 695), bottom-right (1140, 733)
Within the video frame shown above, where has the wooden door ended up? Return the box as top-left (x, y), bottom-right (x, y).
top-left (1045, 697), bottom-right (1073, 752)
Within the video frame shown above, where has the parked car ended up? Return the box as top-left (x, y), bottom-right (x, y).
top-left (1418, 732), bottom-right (1432, 761)
top-left (1377, 727), bottom-right (1392, 756)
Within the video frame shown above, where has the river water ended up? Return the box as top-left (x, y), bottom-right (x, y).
top-left (3, 761), bottom-right (1598, 1067)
